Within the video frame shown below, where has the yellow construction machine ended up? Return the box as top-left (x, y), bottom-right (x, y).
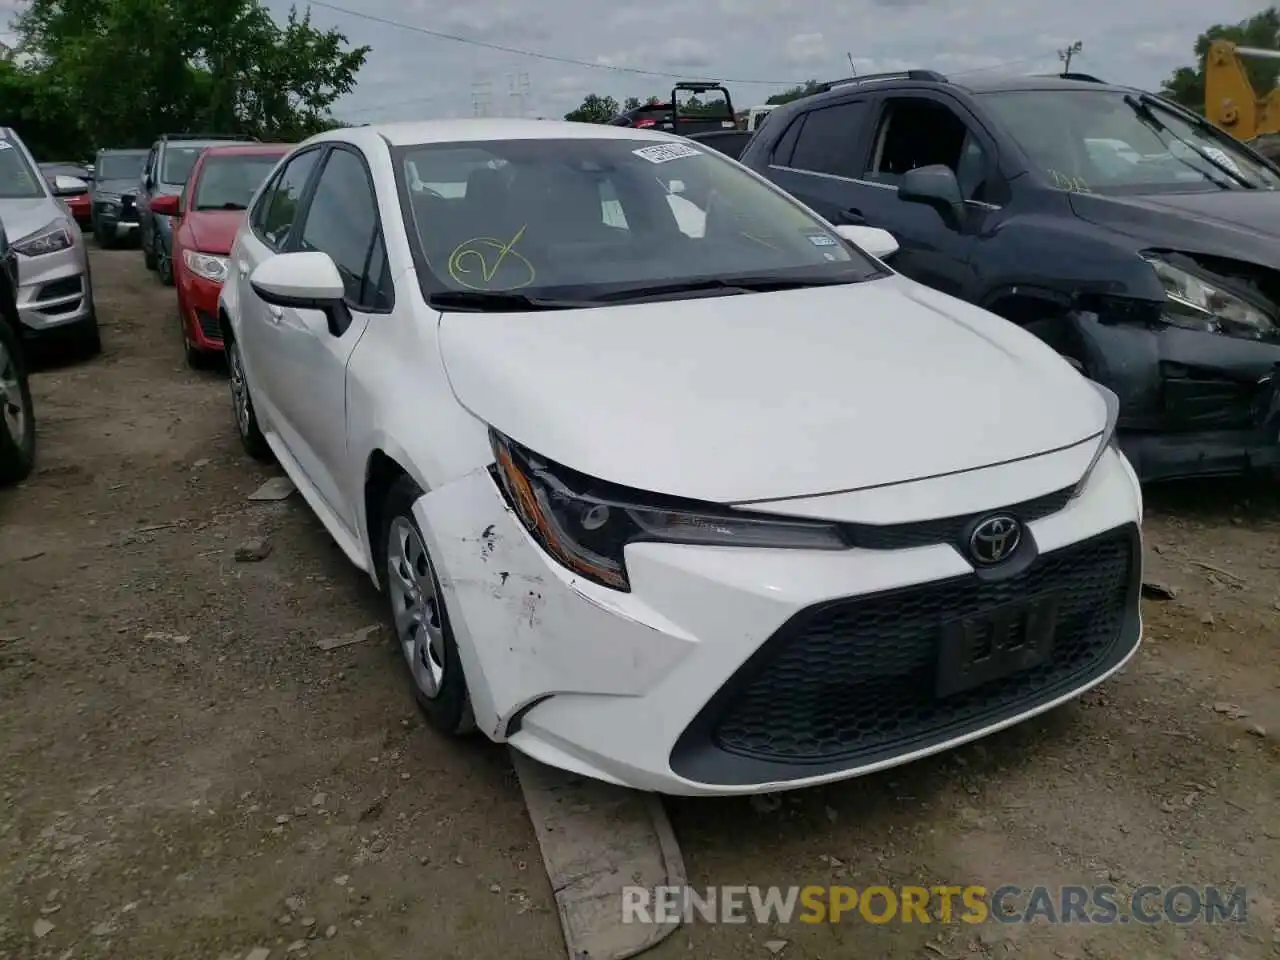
top-left (1205, 38), bottom-right (1280, 155)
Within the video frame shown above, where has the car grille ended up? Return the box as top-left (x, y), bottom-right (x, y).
top-left (196, 309), bottom-right (222, 341)
top-left (670, 525), bottom-right (1139, 783)
top-left (841, 486), bottom-right (1073, 550)
top-left (119, 195), bottom-right (137, 222)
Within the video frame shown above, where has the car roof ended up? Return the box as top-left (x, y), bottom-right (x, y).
top-left (322, 118), bottom-right (690, 148)
top-left (778, 72), bottom-right (1138, 112)
top-left (953, 74), bottom-right (1134, 94)
top-left (198, 143), bottom-right (293, 158)
top-left (98, 148), bottom-right (149, 156)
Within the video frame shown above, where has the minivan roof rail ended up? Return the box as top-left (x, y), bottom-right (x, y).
top-left (813, 69), bottom-right (947, 94)
top-left (159, 133), bottom-right (259, 142)
top-left (1043, 72), bottom-right (1107, 83)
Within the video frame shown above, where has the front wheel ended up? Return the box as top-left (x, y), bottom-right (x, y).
top-left (0, 321), bottom-right (36, 486)
top-left (380, 475), bottom-right (475, 735)
top-left (226, 338), bottom-right (272, 461)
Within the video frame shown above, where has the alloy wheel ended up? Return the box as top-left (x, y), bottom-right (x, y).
top-left (386, 516), bottom-right (447, 699)
top-left (0, 340), bottom-right (26, 447)
top-left (228, 342), bottom-right (251, 437)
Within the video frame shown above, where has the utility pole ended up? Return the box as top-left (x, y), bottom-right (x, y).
top-left (1058, 40), bottom-right (1083, 72)
top-left (471, 78), bottom-right (492, 117)
top-left (507, 72), bottom-right (530, 118)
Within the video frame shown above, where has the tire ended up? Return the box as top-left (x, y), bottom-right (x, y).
top-left (71, 316), bottom-right (102, 358)
top-left (93, 221), bottom-right (113, 249)
top-left (0, 320), bottom-right (36, 486)
top-left (142, 222), bottom-right (157, 270)
top-left (226, 336), bottom-right (272, 461)
top-left (157, 240), bottom-right (174, 286)
top-left (380, 474), bottom-right (475, 736)
top-left (184, 336), bottom-right (215, 371)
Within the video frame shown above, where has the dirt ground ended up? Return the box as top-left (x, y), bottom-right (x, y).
top-left (1, 243), bottom-right (1277, 960)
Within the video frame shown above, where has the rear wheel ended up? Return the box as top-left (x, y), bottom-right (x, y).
top-left (94, 221), bottom-right (114, 249)
top-left (156, 237), bottom-right (174, 286)
top-left (380, 475), bottom-right (475, 735)
top-left (0, 321), bottom-right (35, 486)
top-left (142, 222), bottom-right (157, 270)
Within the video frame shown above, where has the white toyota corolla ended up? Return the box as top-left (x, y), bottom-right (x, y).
top-left (219, 119), bottom-right (1143, 796)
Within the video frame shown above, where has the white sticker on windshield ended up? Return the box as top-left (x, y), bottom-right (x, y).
top-left (807, 233), bottom-right (837, 246)
top-left (633, 143), bottom-right (701, 164)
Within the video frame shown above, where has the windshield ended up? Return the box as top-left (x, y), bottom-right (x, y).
top-left (396, 137), bottom-right (881, 302)
top-left (161, 145), bottom-right (209, 185)
top-left (97, 153), bottom-right (146, 180)
top-left (980, 89), bottom-right (1280, 193)
top-left (192, 153), bottom-right (284, 211)
top-left (0, 140), bottom-right (46, 199)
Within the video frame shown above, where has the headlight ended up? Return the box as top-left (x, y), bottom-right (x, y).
top-left (1070, 379), bottom-right (1121, 499)
top-left (13, 220), bottom-right (73, 257)
top-left (1144, 256), bottom-right (1275, 340)
top-left (183, 250), bottom-right (228, 283)
top-left (490, 430), bottom-right (846, 591)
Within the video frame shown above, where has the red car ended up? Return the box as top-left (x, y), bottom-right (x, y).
top-left (40, 162), bottom-right (93, 228)
top-left (151, 143), bottom-right (291, 368)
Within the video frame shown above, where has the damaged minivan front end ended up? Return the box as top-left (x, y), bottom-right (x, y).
top-left (1058, 191), bottom-right (1280, 483)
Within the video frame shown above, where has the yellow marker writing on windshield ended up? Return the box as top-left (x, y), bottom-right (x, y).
top-left (447, 224), bottom-right (536, 290)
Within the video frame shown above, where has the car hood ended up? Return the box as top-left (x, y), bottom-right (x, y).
top-left (1069, 189), bottom-right (1280, 267)
top-left (183, 210), bottom-right (243, 255)
top-left (438, 275), bottom-right (1106, 503)
top-left (0, 196), bottom-right (67, 241)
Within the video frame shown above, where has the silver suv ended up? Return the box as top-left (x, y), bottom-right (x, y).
top-left (0, 127), bottom-right (99, 355)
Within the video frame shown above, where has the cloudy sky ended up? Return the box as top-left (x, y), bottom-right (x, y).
top-left (279, 0), bottom-right (1265, 123)
top-left (0, 0), bottom-right (1268, 120)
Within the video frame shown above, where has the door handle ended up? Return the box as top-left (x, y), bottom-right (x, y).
top-left (267, 305), bottom-right (282, 322)
top-left (840, 207), bottom-right (866, 224)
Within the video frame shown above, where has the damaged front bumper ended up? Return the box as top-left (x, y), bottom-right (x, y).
top-left (412, 448), bottom-right (1143, 796)
top-left (1117, 361), bottom-right (1280, 482)
top-left (1070, 311), bottom-right (1280, 483)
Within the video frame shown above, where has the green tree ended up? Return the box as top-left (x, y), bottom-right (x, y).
top-left (13, 0), bottom-right (369, 152)
top-left (766, 80), bottom-right (821, 105)
top-left (564, 93), bottom-right (619, 123)
top-left (1161, 7), bottom-right (1280, 113)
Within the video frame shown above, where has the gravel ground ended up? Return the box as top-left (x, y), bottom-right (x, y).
top-left (0, 243), bottom-right (1277, 960)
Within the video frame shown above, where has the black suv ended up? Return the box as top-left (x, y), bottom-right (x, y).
top-left (0, 218), bottom-right (35, 485)
top-left (740, 71), bottom-right (1280, 482)
top-left (138, 133), bottom-right (256, 284)
top-left (90, 148), bottom-right (148, 248)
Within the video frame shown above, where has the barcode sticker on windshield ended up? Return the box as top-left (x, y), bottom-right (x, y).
top-left (633, 143), bottom-right (701, 164)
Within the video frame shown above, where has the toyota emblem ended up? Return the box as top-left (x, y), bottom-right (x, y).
top-left (968, 515), bottom-right (1022, 565)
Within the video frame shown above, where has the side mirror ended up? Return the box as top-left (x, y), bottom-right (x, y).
top-left (52, 175), bottom-right (88, 196)
top-left (834, 224), bottom-right (899, 260)
top-left (898, 164), bottom-right (965, 226)
top-left (151, 194), bottom-right (181, 217)
top-left (250, 252), bottom-right (348, 334)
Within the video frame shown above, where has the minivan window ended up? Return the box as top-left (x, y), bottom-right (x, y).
top-left (161, 145), bottom-right (208, 185)
top-left (97, 153), bottom-right (147, 180)
top-left (981, 89), bottom-right (1280, 193)
top-left (397, 137), bottom-right (883, 301)
top-left (0, 140), bottom-right (45, 199)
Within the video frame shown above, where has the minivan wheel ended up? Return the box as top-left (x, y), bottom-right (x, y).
top-left (0, 322), bottom-right (36, 486)
top-left (380, 475), bottom-right (475, 735)
top-left (142, 225), bottom-right (157, 270)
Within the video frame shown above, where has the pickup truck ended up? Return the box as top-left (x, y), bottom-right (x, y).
top-left (736, 69), bottom-right (1280, 483)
